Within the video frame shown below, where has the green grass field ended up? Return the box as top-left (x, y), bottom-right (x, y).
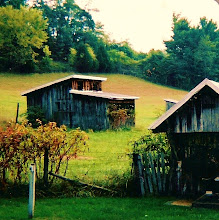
top-left (2, 73), bottom-right (218, 219)
top-left (0, 73), bottom-right (187, 185)
top-left (0, 73), bottom-right (186, 184)
top-left (0, 72), bottom-right (186, 128)
top-left (1, 197), bottom-right (219, 220)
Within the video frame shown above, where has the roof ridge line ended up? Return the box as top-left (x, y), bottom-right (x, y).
top-left (148, 78), bottom-right (219, 130)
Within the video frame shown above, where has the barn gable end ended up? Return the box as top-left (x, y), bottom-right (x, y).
top-left (148, 78), bottom-right (219, 198)
top-left (149, 78), bottom-right (219, 133)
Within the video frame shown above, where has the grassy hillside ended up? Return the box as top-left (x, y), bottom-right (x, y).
top-left (0, 73), bottom-right (186, 128)
top-left (0, 73), bottom-right (187, 185)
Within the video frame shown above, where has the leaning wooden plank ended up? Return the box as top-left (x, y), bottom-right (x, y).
top-left (161, 152), bottom-right (166, 192)
top-left (142, 154), bottom-right (148, 192)
top-left (149, 152), bottom-right (157, 193)
top-left (48, 172), bottom-right (113, 192)
top-left (137, 155), bottom-right (145, 196)
top-left (156, 153), bottom-right (162, 193)
top-left (143, 153), bottom-right (153, 193)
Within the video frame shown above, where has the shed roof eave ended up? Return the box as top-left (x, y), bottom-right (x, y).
top-left (21, 74), bottom-right (107, 96)
top-left (69, 89), bottom-right (139, 100)
top-left (148, 78), bottom-right (219, 131)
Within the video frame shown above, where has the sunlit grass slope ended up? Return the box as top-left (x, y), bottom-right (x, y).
top-left (101, 74), bottom-right (186, 129)
top-left (0, 72), bottom-right (186, 128)
top-left (0, 73), bottom-right (187, 184)
top-left (0, 73), bottom-right (70, 124)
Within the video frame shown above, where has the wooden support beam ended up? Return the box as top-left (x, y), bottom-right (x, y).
top-left (48, 172), bottom-right (113, 193)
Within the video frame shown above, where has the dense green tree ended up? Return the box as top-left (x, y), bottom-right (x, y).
top-left (0, 0), bottom-right (25, 8)
top-left (68, 47), bottom-right (77, 68)
top-left (164, 15), bottom-right (219, 89)
top-left (34, 0), bottom-right (95, 61)
top-left (140, 50), bottom-right (169, 84)
top-left (75, 43), bottom-right (98, 72)
top-left (109, 41), bottom-right (137, 59)
top-left (0, 0), bottom-right (148, 75)
top-left (96, 41), bottom-right (111, 72)
top-left (108, 49), bottom-right (139, 75)
top-left (0, 5), bottom-right (48, 72)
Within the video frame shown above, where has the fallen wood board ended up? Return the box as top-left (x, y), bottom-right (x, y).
top-left (48, 172), bottom-right (113, 193)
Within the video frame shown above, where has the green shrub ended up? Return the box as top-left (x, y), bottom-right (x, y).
top-left (107, 104), bottom-right (135, 129)
top-left (130, 131), bottom-right (170, 155)
top-left (24, 106), bottom-right (47, 128)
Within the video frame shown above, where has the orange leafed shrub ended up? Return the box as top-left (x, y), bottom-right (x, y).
top-left (0, 121), bottom-right (88, 185)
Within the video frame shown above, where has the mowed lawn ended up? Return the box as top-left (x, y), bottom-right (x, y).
top-left (1, 197), bottom-right (219, 220)
top-left (0, 73), bottom-right (187, 184)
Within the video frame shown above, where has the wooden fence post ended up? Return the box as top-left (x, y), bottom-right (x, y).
top-left (16, 103), bottom-right (19, 123)
top-left (43, 148), bottom-right (49, 186)
top-left (137, 155), bottom-right (145, 196)
top-left (149, 152), bottom-right (157, 193)
top-left (177, 161), bottom-right (182, 194)
top-left (161, 152), bottom-right (166, 192)
top-left (28, 164), bottom-right (36, 219)
top-left (133, 154), bottom-right (145, 196)
top-left (143, 153), bottom-right (153, 194)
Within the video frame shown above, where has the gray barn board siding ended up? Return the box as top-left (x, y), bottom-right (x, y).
top-left (149, 78), bottom-right (219, 133)
top-left (148, 79), bottom-right (219, 196)
top-left (22, 75), bottom-right (138, 131)
top-left (27, 83), bottom-right (110, 130)
top-left (173, 90), bottom-right (219, 133)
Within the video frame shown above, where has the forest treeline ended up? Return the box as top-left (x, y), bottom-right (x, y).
top-left (0, 0), bottom-right (219, 90)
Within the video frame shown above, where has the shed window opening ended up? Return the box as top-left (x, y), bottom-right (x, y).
top-left (56, 102), bottom-right (61, 111)
top-left (78, 81), bottom-right (83, 90)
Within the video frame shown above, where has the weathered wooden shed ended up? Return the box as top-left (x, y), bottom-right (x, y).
top-left (21, 74), bottom-right (138, 130)
top-left (149, 78), bottom-right (219, 195)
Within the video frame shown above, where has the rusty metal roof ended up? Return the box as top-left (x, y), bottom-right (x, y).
top-left (149, 78), bottom-right (219, 131)
top-left (69, 90), bottom-right (139, 100)
top-left (21, 74), bottom-right (107, 96)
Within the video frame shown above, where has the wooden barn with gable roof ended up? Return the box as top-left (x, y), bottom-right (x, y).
top-left (149, 78), bottom-right (219, 196)
top-left (21, 74), bottom-right (139, 130)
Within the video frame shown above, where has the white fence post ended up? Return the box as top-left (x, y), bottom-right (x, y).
top-left (28, 164), bottom-right (36, 219)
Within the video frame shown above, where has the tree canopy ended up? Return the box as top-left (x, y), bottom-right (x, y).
top-left (0, 0), bottom-right (25, 8)
top-left (0, 5), bottom-right (48, 72)
top-left (163, 15), bottom-right (219, 89)
top-left (0, 1), bottom-right (219, 92)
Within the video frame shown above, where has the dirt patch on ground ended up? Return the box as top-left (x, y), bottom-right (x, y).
top-left (63, 155), bottom-right (95, 161)
top-left (75, 156), bottom-right (95, 160)
top-left (172, 200), bottom-right (193, 207)
top-left (166, 200), bottom-right (193, 207)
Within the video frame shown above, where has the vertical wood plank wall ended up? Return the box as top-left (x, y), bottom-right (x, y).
top-left (27, 80), bottom-right (111, 130)
top-left (168, 88), bottom-right (219, 133)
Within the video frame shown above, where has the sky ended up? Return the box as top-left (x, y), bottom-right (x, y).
top-left (75, 0), bottom-right (219, 53)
